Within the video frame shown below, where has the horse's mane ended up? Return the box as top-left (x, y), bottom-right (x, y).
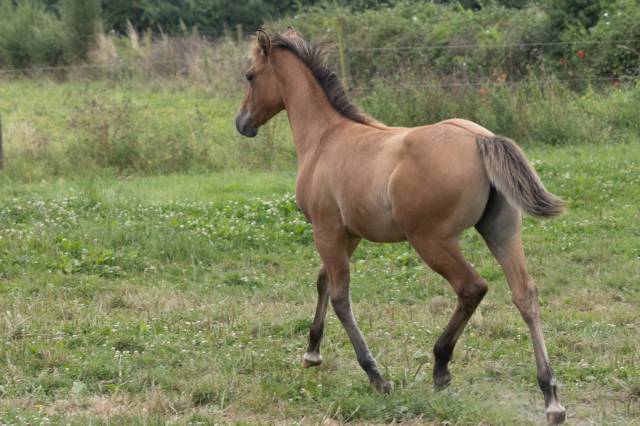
top-left (269, 33), bottom-right (378, 126)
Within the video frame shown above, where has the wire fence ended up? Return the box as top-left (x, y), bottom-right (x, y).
top-left (1, 36), bottom-right (638, 75)
top-left (1, 78), bottom-right (638, 119)
top-left (0, 19), bottom-right (638, 174)
top-left (0, 33), bottom-right (639, 120)
top-left (4, 98), bottom-right (215, 120)
top-left (1, 74), bottom-right (636, 122)
top-left (0, 59), bottom-right (191, 75)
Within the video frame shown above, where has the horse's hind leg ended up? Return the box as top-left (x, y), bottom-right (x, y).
top-left (303, 266), bottom-right (329, 367)
top-left (476, 191), bottom-right (565, 425)
top-left (408, 237), bottom-right (488, 390)
top-left (303, 238), bottom-right (360, 368)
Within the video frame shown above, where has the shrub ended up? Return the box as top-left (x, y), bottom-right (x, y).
top-left (0, 0), bottom-right (65, 69)
top-left (67, 98), bottom-right (142, 173)
top-left (278, 2), bottom-right (552, 85)
top-left (276, 0), bottom-right (638, 85)
top-left (582, 0), bottom-right (640, 78)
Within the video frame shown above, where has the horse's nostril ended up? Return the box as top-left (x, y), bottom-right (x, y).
top-left (235, 112), bottom-right (258, 137)
top-left (243, 123), bottom-right (258, 137)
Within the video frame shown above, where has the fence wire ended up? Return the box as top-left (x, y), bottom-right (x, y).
top-left (0, 35), bottom-right (638, 119)
top-left (1, 73), bottom-right (636, 120)
top-left (0, 37), bottom-right (638, 75)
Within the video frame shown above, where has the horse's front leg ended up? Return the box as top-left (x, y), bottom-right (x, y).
top-left (313, 227), bottom-right (391, 392)
top-left (304, 239), bottom-right (361, 368)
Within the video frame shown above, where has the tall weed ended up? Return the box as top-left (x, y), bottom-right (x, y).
top-left (359, 78), bottom-right (639, 145)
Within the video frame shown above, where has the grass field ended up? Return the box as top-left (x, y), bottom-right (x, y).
top-left (1, 141), bottom-right (639, 424)
top-left (0, 79), bottom-right (295, 179)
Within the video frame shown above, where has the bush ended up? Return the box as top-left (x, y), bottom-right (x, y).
top-left (276, 0), bottom-right (639, 86)
top-left (278, 2), bottom-right (553, 85)
top-left (581, 0), bottom-right (640, 78)
top-left (544, 0), bottom-right (610, 32)
top-left (67, 99), bottom-right (142, 172)
top-left (0, 0), bottom-right (65, 69)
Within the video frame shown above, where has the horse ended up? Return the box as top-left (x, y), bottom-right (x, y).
top-left (234, 29), bottom-right (567, 425)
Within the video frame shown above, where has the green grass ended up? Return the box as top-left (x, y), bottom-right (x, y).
top-left (2, 78), bottom-right (640, 183)
top-left (0, 143), bottom-right (638, 424)
top-left (0, 79), bottom-right (296, 179)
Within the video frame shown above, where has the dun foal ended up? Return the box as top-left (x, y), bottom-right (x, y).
top-left (235, 29), bottom-right (566, 424)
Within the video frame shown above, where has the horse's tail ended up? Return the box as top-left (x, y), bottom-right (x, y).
top-left (476, 136), bottom-right (565, 219)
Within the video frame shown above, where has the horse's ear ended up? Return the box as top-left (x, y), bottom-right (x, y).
top-left (283, 26), bottom-right (302, 38)
top-left (256, 30), bottom-right (271, 56)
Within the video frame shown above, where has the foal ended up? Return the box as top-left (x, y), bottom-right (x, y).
top-left (235, 29), bottom-right (566, 424)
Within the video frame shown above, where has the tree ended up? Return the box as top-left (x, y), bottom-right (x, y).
top-left (60, 0), bottom-right (101, 61)
top-left (101, 0), bottom-right (317, 35)
top-left (100, 0), bottom-right (147, 34)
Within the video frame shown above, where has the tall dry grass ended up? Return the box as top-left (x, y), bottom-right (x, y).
top-left (81, 29), bottom-right (246, 95)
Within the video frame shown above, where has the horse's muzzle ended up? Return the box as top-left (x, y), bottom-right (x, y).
top-left (235, 111), bottom-right (258, 138)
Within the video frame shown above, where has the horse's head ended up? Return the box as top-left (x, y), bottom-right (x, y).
top-left (235, 29), bottom-right (289, 138)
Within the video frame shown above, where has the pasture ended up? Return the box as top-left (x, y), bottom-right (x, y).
top-left (1, 138), bottom-right (638, 424)
top-left (1, 0), bottom-right (640, 422)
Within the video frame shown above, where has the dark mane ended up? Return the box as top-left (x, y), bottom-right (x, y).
top-left (270, 34), bottom-right (371, 125)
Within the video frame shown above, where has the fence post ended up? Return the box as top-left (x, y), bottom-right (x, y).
top-left (236, 24), bottom-right (244, 45)
top-left (0, 113), bottom-right (3, 170)
top-left (222, 22), bottom-right (231, 40)
top-left (336, 17), bottom-right (352, 91)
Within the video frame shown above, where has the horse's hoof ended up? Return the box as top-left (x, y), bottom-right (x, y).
top-left (302, 352), bottom-right (322, 368)
top-left (373, 380), bottom-right (394, 394)
top-left (545, 402), bottom-right (566, 425)
top-left (433, 372), bottom-right (452, 391)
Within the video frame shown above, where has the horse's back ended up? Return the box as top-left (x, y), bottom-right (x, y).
top-left (437, 118), bottom-right (495, 137)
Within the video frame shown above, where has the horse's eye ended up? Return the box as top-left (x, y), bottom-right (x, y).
top-left (245, 73), bottom-right (254, 82)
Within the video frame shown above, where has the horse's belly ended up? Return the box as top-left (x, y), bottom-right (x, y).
top-left (342, 207), bottom-right (406, 243)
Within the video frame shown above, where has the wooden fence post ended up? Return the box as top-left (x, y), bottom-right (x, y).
top-left (336, 17), bottom-right (352, 91)
top-left (236, 24), bottom-right (244, 45)
top-left (222, 22), bottom-right (231, 40)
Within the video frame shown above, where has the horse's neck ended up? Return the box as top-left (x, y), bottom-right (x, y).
top-left (275, 57), bottom-right (348, 159)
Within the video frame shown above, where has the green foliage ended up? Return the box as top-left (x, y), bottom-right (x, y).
top-left (580, 0), bottom-right (640, 78)
top-left (100, 0), bottom-right (317, 34)
top-left (0, 0), bottom-right (65, 68)
top-left (2, 0), bottom-right (639, 79)
top-left (1, 79), bottom-right (639, 181)
top-left (360, 79), bottom-right (640, 145)
top-left (544, 0), bottom-right (611, 31)
top-left (0, 0), bottom-right (101, 67)
top-left (66, 98), bottom-right (144, 173)
top-left (59, 0), bottom-right (102, 61)
top-left (277, 0), bottom-right (639, 85)
top-left (0, 80), bottom-right (297, 180)
top-left (99, 0), bottom-right (146, 34)
top-left (281, 2), bottom-right (556, 83)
